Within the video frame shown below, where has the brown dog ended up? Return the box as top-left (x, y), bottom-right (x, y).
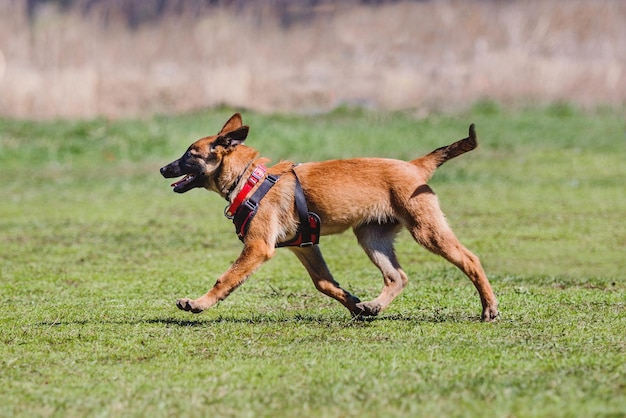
top-left (160, 113), bottom-right (498, 321)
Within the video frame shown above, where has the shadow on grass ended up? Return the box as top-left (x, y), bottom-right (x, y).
top-left (143, 309), bottom-right (479, 327)
top-left (35, 309), bottom-right (480, 328)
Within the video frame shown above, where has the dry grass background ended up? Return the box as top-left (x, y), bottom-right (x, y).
top-left (0, 0), bottom-right (624, 119)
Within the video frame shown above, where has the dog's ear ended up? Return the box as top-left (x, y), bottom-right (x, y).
top-left (218, 113), bottom-right (243, 135)
top-left (225, 125), bottom-right (249, 143)
top-left (211, 126), bottom-right (249, 152)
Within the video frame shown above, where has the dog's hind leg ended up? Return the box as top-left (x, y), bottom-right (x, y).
top-left (352, 221), bottom-right (408, 316)
top-left (402, 186), bottom-right (498, 321)
top-left (176, 239), bottom-right (274, 313)
top-left (289, 246), bottom-right (363, 316)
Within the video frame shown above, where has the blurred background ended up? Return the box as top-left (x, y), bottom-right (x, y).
top-left (0, 0), bottom-right (624, 119)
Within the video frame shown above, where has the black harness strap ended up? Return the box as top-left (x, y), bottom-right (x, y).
top-left (232, 174), bottom-right (279, 241)
top-left (230, 169), bottom-right (320, 247)
top-left (276, 171), bottom-right (320, 247)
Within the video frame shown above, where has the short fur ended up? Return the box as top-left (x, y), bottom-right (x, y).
top-left (160, 113), bottom-right (498, 321)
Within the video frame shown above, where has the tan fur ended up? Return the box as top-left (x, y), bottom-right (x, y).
top-left (160, 114), bottom-right (498, 321)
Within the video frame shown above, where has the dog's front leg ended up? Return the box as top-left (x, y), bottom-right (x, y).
top-left (176, 240), bottom-right (274, 313)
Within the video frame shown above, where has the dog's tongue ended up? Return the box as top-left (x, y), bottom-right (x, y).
top-left (171, 175), bottom-right (190, 188)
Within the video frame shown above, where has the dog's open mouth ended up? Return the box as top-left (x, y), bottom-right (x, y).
top-left (170, 174), bottom-right (197, 193)
top-left (161, 159), bottom-right (203, 193)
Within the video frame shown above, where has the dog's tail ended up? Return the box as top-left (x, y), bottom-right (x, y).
top-left (411, 124), bottom-right (478, 180)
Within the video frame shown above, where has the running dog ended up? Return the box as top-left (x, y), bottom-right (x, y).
top-left (160, 113), bottom-right (498, 321)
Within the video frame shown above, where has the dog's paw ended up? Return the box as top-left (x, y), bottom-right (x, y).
top-left (176, 298), bottom-right (204, 314)
top-left (354, 301), bottom-right (382, 317)
top-left (481, 305), bottom-right (499, 322)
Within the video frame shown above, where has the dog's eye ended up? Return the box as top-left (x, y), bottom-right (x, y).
top-left (190, 150), bottom-right (204, 158)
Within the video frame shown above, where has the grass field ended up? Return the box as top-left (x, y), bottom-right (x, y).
top-left (1, 105), bottom-right (625, 417)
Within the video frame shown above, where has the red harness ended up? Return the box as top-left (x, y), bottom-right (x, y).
top-left (224, 164), bottom-right (321, 247)
top-left (225, 164), bottom-right (267, 218)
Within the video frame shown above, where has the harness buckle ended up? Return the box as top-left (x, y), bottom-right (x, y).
top-left (249, 165), bottom-right (265, 184)
top-left (241, 199), bottom-right (258, 212)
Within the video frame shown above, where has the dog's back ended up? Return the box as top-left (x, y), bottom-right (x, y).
top-left (293, 124), bottom-right (479, 232)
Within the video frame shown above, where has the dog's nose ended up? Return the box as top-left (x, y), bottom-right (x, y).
top-left (160, 161), bottom-right (180, 178)
top-left (160, 165), bottom-right (171, 176)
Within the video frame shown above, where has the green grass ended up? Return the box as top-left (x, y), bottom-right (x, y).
top-left (1, 105), bottom-right (625, 417)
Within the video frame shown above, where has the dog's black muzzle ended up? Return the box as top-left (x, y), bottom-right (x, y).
top-left (160, 159), bottom-right (202, 193)
top-left (160, 160), bottom-right (182, 178)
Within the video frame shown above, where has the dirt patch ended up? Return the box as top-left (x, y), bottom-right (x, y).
top-left (0, 0), bottom-right (624, 119)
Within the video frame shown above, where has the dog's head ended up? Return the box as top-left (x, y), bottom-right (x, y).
top-left (160, 113), bottom-right (250, 193)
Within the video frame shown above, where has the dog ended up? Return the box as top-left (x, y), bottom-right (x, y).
top-left (160, 113), bottom-right (498, 321)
